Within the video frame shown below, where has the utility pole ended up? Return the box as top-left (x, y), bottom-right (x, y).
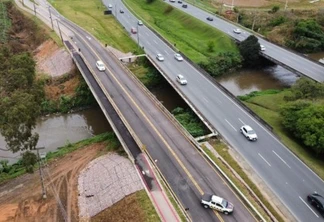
top-left (48, 7), bottom-right (54, 30)
top-left (36, 147), bottom-right (46, 199)
top-left (56, 20), bottom-right (63, 42)
top-left (137, 24), bottom-right (140, 49)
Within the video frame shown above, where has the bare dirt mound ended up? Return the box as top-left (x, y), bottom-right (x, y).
top-left (0, 144), bottom-right (106, 222)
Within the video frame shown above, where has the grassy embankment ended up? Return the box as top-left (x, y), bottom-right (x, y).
top-left (124, 0), bottom-right (237, 63)
top-left (241, 90), bottom-right (324, 180)
top-left (51, 0), bottom-right (138, 53)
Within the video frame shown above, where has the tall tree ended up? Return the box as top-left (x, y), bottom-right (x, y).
top-left (238, 35), bottom-right (261, 67)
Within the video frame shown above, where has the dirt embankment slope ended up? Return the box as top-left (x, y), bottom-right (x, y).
top-left (0, 144), bottom-right (106, 222)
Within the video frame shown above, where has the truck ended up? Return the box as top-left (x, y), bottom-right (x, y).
top-left (201, 194), bottom-right (234, 215)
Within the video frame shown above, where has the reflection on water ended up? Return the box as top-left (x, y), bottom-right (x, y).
top-left (217, 65), bottom-right (299, 96)
top-left (0, 107), bottom-right (111, 163)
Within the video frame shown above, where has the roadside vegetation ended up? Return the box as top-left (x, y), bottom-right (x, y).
top-left (92, 190), bottom-right (160, 222)
top-left (124, 0), bottom-right (239, 64)
top-left (239, 78), bottom-right (324, 179)
top-left (52, 0), bottom-right (139, 53)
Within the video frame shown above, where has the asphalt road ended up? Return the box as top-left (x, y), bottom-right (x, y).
top-left (167, 1), bottom-right (324, 82)
top-left (22, 0), bottom-right (259, 221)
top-left (107, 1), bottom-right (324, 221)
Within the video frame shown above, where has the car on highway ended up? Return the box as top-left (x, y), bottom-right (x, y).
top-left (260, 45), bottom-right (266, 51)
top-left (170, 0), bottom-right (175, 2)
top-left (182, 4), bottom-right (188, 8)
top-left (233, 28), bottom-right (241, 34)
top-left (156, 54), bottom-right (164, 61)
top-left (96, 61), bottom-right (106, 71)
top-left (138, 20), bottom-right (143, 26)
top-left (174, 53), bottom-right (183, 61)
top-left (108, 4), bottom-right (113, 8)
top-left (206, 17), bottom-right (213, 21)
top-left (178, 0), bottom-right (182, 3)
top-left (120, 8), bottom-right (124, 13)
top-left (240, 125), bottom-right (257, 141)
top-left (307, 193), bottom-right (324, 216)
top-left (176, 74), bottom-right (187, 85)
top-left (201, 194), bottom-right (234, 214)
top-left (131, 27), bottom-right (137, 34)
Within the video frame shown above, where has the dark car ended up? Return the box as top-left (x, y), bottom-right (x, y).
top-left (308, 193), bottom-right (324, 216)
top-left (178, 0), bottom-right (182, 3)
top-left (206, 17), bottom-right (213, 21)
top-left (182, 4), bottom-right (187, 8)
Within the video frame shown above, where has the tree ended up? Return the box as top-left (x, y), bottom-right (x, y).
top-left (238, 35), bottom-right (261, 67)
top-left (281, 101), bottom-right (324, 155)
top-left (199, 52), bottom-right (241, 77)
top-left (21, 151), bottom-right (37, 173)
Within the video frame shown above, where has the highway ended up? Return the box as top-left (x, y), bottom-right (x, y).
top-left (22, 0), bottom-right (258, 221)
top-left (167, 1), bottom-right (324, 82)
top-left (109, 0), bottom-right (324, 221)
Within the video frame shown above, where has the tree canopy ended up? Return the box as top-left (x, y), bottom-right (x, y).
top-left (238, 35), bottom-right (261, 67)
top-left (0, 47), bottom-right (44, 153)
top-left (280, 78), bottom-right (324, 155)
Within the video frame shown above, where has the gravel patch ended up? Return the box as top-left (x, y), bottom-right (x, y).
top-left (78, 153), bottom-right (143, 219)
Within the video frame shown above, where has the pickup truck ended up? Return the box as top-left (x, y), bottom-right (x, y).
top-left (201, 194), bottom-right (234, 214)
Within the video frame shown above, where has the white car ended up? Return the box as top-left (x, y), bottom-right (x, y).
top-left (174, 53), bottom-right (183, 61)
top-left (233, 28), bottom-right (241, 34)
top-left (176, 74), bottom-right (187, 85)
top-left (240, 125), bottom-right (257, 141)
top-left (201, 194), bottom-right (234, 214)
top-left (156, 54), bottom-right (164, 61)
top-left (96, 60), bottom-right (106, 71)
top-left (108, 4), bottom-right (113, 8)
top-left (138, 20), bottom-right (143, 26)
top-left (260, 45), bottom-right (266, 51)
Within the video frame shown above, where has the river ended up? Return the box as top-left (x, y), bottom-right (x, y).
top-left (0, 107), bottom-right (112, 163)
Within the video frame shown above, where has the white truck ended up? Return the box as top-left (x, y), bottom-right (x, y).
top-left (201, 194), bottom-right (234, 215)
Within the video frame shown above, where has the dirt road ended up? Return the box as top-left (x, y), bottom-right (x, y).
top-left (0, 144), bottom-right (106, 222)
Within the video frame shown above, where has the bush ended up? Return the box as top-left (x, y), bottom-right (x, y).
top-left (269, 16), bottom-right (286, 27)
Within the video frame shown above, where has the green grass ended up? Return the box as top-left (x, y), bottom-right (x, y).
top-left (50, 0), bottom-right (138, 53)
top-left (243, 91), bottom-right (324, 180)
top-left (203, 140), bottom-right (284, 222)
top-left (124, 0), bottom-right (237, 63)
top-left (136, 190), bottom-right (162, 221)
top-left (0, 132), bottom-right (121, 184)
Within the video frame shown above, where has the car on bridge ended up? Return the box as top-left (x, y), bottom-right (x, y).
top-left (131, 27), bottom-right (137, 34)
top-left (240, 125), bottom-right (257, 141)
top-left (138, 20), bottom-right (143, 26)
top-left (156, 54), bottom-right (164, 61)
top-left (96, 61), bottom-right (106, 71)
top-left (119, 8), bottom-right (124, 13)
top-left (176, 74), bottom-right (187, 85)
top-left (308, 193), bottom-right (324, 217)
top-left (260, 45), bottom-right (266, 51)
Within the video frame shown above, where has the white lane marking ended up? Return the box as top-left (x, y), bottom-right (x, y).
top-left (147, 42), bottom-right (151, 46)
top-left (146, 32), bottom-right (149, 36)
top-left (164, 50), bottom-right (168, 55)
top-left (238, 118), bottom-right (245, 125)
top-left (258, 153), bottom-right (271, 167)
top-left (273, 150), bottom-right (291, 169)
top-left (203, 97), bottom-right (209, 103)
top-left (225, 119), bottom-right (237, 132)
top-left (153, 40), bottom-right (158, 44)
top-left (299, 196), bottom-right (319, 218)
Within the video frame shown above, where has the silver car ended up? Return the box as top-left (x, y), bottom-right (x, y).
top-left (176, 74), bottom-right (187, 85)
top-left (174, 53), bottom-right (183, 61)
top-left (156, 54), bottom-right (164, 61)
